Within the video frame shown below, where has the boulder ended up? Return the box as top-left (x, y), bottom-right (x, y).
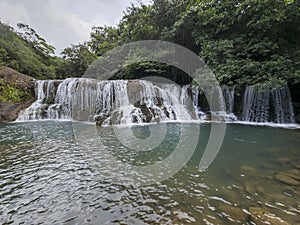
top-left (0, 66), bottom-right (35, 91)
top-left (0, 100), bottom-right (34, 123)
top-left (0, 66), bottom-right (35, 123)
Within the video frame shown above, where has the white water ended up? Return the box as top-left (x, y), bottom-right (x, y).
top-left (17, 80), bottom-right (58, 121)
top-left (242, 85), bottom-right (295, 123)
top-left (222, 86), bottom-right (235, 114)
top-left (17, 78), bottom-right (195, 125)
top-left (17, 79), bottom-right (297, 126)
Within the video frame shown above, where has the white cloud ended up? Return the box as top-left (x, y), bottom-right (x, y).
top-left (0, 0), bottom-right (151, 55)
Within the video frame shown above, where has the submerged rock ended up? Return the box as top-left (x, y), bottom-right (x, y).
top-left (286, 169), bottom-right (300, 180)
top-left (244, 181), bottom-right (259, 195)
top-left (249, 207), bottom-right (290, 225)
top-left (239, 165), bottom-right (256, 176)
top-left (275, 172), bottom-right (299, 186)
top-left (276, 157), bottom-right (291, 165)
top-left (290, 161), bottom-right (300, 170)
top-left (219, 204), bottom-right (248, 222)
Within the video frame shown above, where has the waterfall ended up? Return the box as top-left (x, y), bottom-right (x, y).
top-left (222, 86), bottom-right (237, 121)
top-left (17, 78), bottom-right (196, 125)
top-left (17, 80), bottom-right (59, 121)
top-left (192, 85), bottom-right (206, 120)
top-left (242, 85), bottom-right (295, 123)
top-left (191, 85), bottom-right (236, 121)
top-left (271, 85), bottom-right (295, 123)
top-left (17, 79), bottom-right (296, 124)
top-left (222, 86), bottom-right (235, 114)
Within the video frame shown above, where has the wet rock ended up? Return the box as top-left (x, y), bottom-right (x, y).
top-left (295, 113), bottom-right (300, 124)
top-left (276, 172), bottom-right (299, 186)
top-left (0, 99), bottom-right (34, 123)
top-left (138, 104), bottom-right (152, 123)
top-left (249, 207), bottom-right (290, 225)
top-left (219, 204), bottom-right (248, 222)
top-left (127, 80), bottom-right (143, 105)
top-left (95, 114), bottom-right (110, 126)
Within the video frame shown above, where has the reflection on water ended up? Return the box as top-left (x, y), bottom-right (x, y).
top-left (0, 121), bottom-right (299, 224)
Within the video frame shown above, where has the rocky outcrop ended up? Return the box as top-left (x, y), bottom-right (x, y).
top-left (0, 66), bottom-right (35, 91)
top-left (0, 100), bottom-right (34, 123)
top-left (0, 66), bottom-right (35, 123)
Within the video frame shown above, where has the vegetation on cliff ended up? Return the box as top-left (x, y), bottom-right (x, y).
top-left (0, 66), bottom-right (35, 123)
top-left (0, 0), bottom-right (299, 87)
top-left (0, 66), bottom-right (34, 103)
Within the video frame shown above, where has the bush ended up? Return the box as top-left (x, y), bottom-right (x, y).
top-left (0, 80), bottom-right (30, 103)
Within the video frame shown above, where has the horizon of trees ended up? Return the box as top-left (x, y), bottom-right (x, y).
top-left (0, 0), bottom-right (299, 87)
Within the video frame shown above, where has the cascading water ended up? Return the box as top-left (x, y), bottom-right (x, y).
top-left (242, 85), bottom-right (295, 123)
top-left (17, 79), bottom-right (296, 125)
top-left (271, 85), bottom-right (295, 123)
top-left (222, 86), bottom-right (237, 121)
top-left (222, 87), bottom-right (235, 114)
top-left (17, 78), bottom-right (196, 125)
top-left (17, 80), bottom-right (59, 121)
top-left (192, 85), bottom-right (206, 120)
top-left (191, 85), bottom-right (237, 121)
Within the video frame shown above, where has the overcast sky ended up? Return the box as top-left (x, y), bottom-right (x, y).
top-left (0, 0), bottom-right (151, 55)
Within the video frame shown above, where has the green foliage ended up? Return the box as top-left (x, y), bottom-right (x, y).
top-left (84, 0), bottom-right (299, 86)
top-left (17, 23), bottom-right (56, 56)
top-left (88, 26), bottom-right (120, 56)
top-left (0, 21), bottom-right (59, 79)
top-left (0, 80), bottom-right (30, 103)
top-left (284, 0), bottom-right (294, 4)
top-left (0, 0), bottom-right (299, 86)
top-left (60, 43), bottom-right (96, 77)
top-left (177, 0), bottom-right (300, 86)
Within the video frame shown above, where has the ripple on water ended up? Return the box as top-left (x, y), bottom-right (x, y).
top-left (0, 121), bottom-right (299, 224)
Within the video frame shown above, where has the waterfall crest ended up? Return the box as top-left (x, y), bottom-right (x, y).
top-left (17, 79), bottom-right (296, 125)
top-left (17, 80), bottom-right (60, 121)
top-left (17, 78), bottom-right (196, 125)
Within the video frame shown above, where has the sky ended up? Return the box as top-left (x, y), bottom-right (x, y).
top-left (0, 0), bottom-right (151, 55)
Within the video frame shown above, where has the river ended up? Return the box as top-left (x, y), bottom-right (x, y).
top-left (0, 121), bottom-right (299, 224)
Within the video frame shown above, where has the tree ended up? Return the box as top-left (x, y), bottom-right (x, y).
top-left (60, 43), bottom-right (96, 77)
top-left (17, 23), bottom-right (56, 56)
top-left (0, 21), bottom-right (57, 79)
top-left (181, 0), bottom-right (300, 85)
top-left (88, 26), bottom-right (120, 56)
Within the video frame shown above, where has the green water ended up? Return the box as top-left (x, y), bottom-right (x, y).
top-left (0, 121), bottom-right (299, 224)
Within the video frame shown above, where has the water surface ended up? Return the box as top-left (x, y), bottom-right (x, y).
top-left (0, 121), bottom-right (299, 224)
